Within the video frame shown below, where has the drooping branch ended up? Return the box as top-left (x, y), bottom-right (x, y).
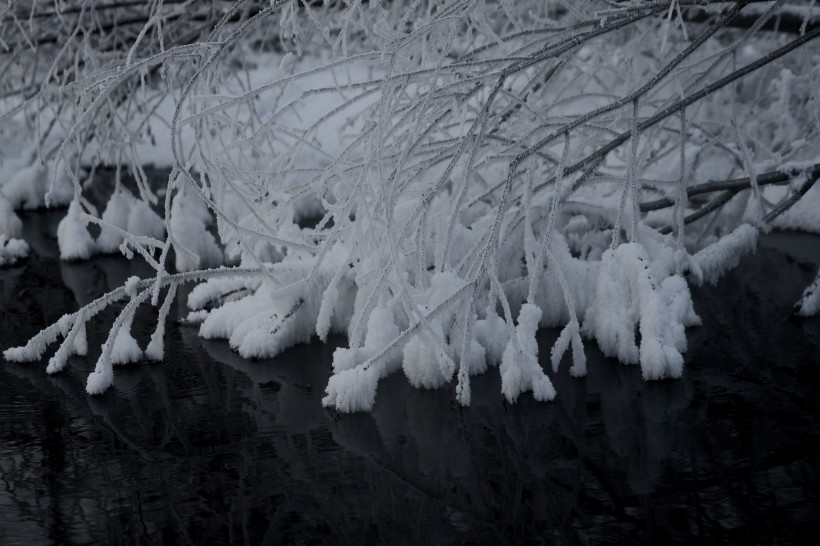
top-left (640, 163), bottom-right (820, 212)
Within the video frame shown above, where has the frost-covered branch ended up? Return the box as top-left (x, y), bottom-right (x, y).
top-left (2, 0), bottom-right (820, 412)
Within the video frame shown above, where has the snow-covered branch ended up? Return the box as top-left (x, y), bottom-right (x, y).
top-left (2, 0), bottom-right (820, 411)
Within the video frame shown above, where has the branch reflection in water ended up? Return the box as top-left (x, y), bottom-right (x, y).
top-left (1, 210), bottom-right (819, 544)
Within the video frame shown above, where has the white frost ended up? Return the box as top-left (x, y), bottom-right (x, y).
top-left (321, 366), bottom-right (380, 413)
top-left (690, 224), bottom-right (758, 286)
top-left (499, 304), bottom-right (556, 403)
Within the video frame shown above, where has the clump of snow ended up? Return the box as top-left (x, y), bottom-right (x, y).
top-left (181, 309), bottom-right (210, 325)
top-left (47, 315), bottom-right (87, 374)
top-left (402, 320), bottom-right (452, 389)
top-left (198, 283), bottom-right (273, 340)
top-left (197, 259), bottom-right (348, 360)
top-left (2, 161), bottom-right (49, 210)
top-left (1, 158), bottom-right (75, 210)
top-left (0, 194), bottom-right (23, 239)
top-left (86, 363), bottom-right (114, 395)
top-left (110, 285), bottom-right (145, 365)
top-left (321, 366), bottom-right (381, 413)
top-left (57, 200), bottom-right (96, 260)
top-left (220, 289), bottom-right (314, 358)
top-left (3, 324), bottom-right (62, 361)
top-left (533, 233), bottom-right (600, 327)
top-left (188, 273), bottom-right (263, 311)
top-left (0, 235), bottom-right (29, 266)
top-left (499, 304), bottom-right (556, 403)
top-left (661, 274), bottom-right (703, 336)
top-left (97, 189), bottom-right (166, 254)
top-left (110, 316), bottom-right (143, 365)
top-left (333, 305), bottom-right (401, 377)
top-left (583, 243), bottom-right (699, 381)
top-left (128, 199), bottom-right (166, 240)
top-left (96, 189), bottom-right (134, 253)
top-left (398, 272), bottom-right (468, 389)
top-left (473, 312), bottom-right (509, 366)
top-left (4, 346), bottom-right (35, 362)
top-left (86, 297), bottom-right (145, 395)
top-left (170, 186), bottom-right (223, 272)
top-left (124, 276), bottom-right (140, 298)
top-left (690, 224), bottom-right (759, 286)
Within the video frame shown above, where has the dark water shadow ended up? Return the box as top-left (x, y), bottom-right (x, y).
top-left (1, 212), bottom-right (819, 545)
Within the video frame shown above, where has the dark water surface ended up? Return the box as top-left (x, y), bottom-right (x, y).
top-left (1, 210), bottom-right (819, 545)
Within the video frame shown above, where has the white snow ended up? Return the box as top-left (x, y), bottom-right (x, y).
top-left (47, 316), bottom-right (86, 374)
top-left (96, 189), bottom-right (137, 253)
top-left (473, 312), bottom-right (509, 366)
top-left (499, 304), bottom-right (556, 403)
top-left (73, 321), bottom-right (88, 357)
top-left (97, 189), bottom-right (166, 254)
top-left (188, 273), bottom-right (263, 311)
top-left (335, 304), bottom-right (403, 377)
top-left (321, 366), bottom-right (381, 413)
top-left (86, 300), bottom-right (144, 394)
top-left (197, 259), bottom-right (349, 360)
top-left (86, 362), bottom-right (114, 395)
top-left (124, 275), bottom-right (140, 298)
top-left (0, 235), bottom-right (29, 266)
top-left (170, 186), bottom-right (223, 272)
top-left (2, 161), bottom-right (49, 210)
top-left (110, 321), bottom-right (143, 365)
top-left (4, 1), bottom-right (820, 409)
top-left (127, 199), bottom-right (166, 240)
top-left (401, 320), bottom-right (451, 389)
top-left (583, 243), bottom-right (699, 381)
top-left (57, 200), bottom-right (96, 260)
top-left (0, 194), bottom-right (23, 239)
top-left (1, 158), bottom-right (74, 210)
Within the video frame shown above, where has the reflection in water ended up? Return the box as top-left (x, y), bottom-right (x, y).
top-left (1, 210), bottom-right (819, 544)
